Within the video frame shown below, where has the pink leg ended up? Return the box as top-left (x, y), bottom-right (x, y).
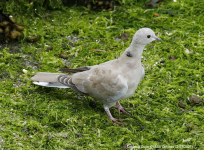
top-left (112, 102), bottom-right (131, 116)
top-left (105, 108), bottom-right (124, 125)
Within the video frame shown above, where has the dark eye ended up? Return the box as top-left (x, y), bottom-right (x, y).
top-left (147, 35), bottom-right (151, 38)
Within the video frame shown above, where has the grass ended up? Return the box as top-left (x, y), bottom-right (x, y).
top-left (0, 0), bottom-right (204, 149)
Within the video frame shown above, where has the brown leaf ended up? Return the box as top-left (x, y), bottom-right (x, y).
top-left (178, 101), bottom-right (185, 109)
top-left (28, 36), bottom-right (38, 43)
top-left (121, 33), bottom-right (130, 40)
top-left (190, 95), bottom-right (204, 104)
top-left (94, 49), bottom-right (106, 52)
top-left (169, 55), bottom-right (176, 61)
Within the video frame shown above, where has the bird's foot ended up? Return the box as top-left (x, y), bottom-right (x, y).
top-left (112, 102), bottom-right (131, 116)
top-left (111, 118), bottom-right (124, 125)
top-left (105, 108), bottom-right (124, 125)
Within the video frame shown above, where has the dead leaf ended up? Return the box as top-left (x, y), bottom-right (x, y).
top-left (94, 49), bottom-right (106, 52)
top-left (121, 33), bottom-right (130, 40)
top-left (169, 55), bottom-right (176, 61)
top-left (178, 101), bottom-right (185, 109)
top-left (190, 95), bottom-right (204, 104)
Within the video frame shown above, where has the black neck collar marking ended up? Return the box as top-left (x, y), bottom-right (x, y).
top-left (126, 51), bottom-right (132, 57)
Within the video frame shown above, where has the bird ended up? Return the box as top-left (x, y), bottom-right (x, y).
top-left (31, 28), bottom-right (161, 125)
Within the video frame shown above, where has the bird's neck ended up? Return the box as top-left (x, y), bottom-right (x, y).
top-left (118, 41), bottom-right (146, 64)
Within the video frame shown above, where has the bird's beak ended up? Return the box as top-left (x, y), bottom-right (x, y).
top-left (155, 36), bottom-right (162, 41)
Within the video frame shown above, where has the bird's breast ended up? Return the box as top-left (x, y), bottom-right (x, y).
top-left (120, 65), bottom-right (144, 99)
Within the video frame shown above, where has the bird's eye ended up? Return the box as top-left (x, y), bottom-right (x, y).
top-left (147, 35), bottom-right (151, 38)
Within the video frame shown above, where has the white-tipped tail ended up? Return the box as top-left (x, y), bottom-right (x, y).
top-left (31, 72), bottom-right (70, 88)
top-left (33, 81), bottom-right (69, 88)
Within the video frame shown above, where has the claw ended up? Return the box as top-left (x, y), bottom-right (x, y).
top-left (105, 108), bottom-right (124, 125)
top-left (113, 102), bottom-right (131, 116)
top-left (112, 118), bottom-right (124, 125)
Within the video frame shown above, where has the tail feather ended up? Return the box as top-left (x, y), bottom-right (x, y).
top-left (31, 72), bottom-right (87, 94)
top-left (33, 81), bottom-right (69, 88)
top-left (31, 72), bottom-right (66, 82)
top-left (58, 66), bottom-right (90, 73)
top-left (31, 72), bottom-right (69, 88)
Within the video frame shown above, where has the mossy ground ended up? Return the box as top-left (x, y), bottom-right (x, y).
top-left (0, 0), bottom-right (204, 149)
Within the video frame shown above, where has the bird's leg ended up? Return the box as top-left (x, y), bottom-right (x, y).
top-left (105, 108), bottom-right (124, 125)
top-left (112, 102), bottom-right (131, 116)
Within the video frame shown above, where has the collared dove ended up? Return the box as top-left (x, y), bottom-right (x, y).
top-left (31, 28), bottom-right (161, 125)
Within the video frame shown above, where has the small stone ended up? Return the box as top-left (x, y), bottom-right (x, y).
top-left (89, 100), bottom-right (96, 108)
top-left (115, 38), bottom-right (121, 42)
top-left (22, 69), bottom-right (28, 74)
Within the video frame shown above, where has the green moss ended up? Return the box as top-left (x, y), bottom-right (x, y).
top-left (0, 0), bottom-right (204, 149)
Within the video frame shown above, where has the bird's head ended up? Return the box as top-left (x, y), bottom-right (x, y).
top-left (133, 28), bottom-right (161, 45)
